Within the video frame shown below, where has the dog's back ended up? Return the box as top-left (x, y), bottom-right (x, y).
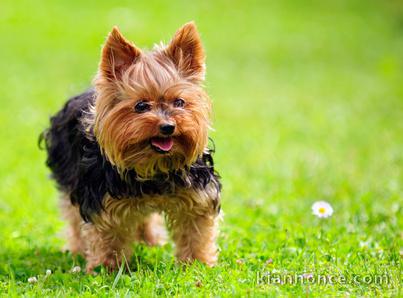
top-left (40, 90), bottom-right (95, 192)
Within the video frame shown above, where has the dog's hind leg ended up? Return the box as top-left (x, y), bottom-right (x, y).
top-left (134, 212), bottom-right (167, 246)
top-left (60, 193), bottom-right (84, 255)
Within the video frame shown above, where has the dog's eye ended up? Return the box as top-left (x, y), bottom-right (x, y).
top-left (134, 101), bottom-right (151, 113)
top-left (173, 98), bottom-right (185, 108)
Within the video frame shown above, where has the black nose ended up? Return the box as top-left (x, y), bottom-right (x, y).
top-left (160, 123), bottom-right (175, 135)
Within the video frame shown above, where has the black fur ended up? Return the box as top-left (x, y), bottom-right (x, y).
top-left (40, 90), bottom-right (221, 222)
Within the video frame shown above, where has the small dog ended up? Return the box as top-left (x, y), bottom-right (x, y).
top-left (41, 22), bottom-right (221, 272)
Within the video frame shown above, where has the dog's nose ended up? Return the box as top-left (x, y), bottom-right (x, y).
top-left (160, 123), bottom-right (175, 135)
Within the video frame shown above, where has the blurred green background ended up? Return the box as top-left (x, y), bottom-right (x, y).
top-left (0, 0), bottom-right (402, 296)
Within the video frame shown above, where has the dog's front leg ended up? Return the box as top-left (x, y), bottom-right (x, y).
top-left (167, 188), bottom-right (221, 267)
top-left (81, 196), bottom-right (137, 273)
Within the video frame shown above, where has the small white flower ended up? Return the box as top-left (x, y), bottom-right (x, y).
top-left (28, 276), bottom-right (38, 284)
top-left (46, 269), bottom-right (52, 276)
top-left (71, 266), bottom-right (81, 273)
top-left (312, 201), bottom-right (333, 218)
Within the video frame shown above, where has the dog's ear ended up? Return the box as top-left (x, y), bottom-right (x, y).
top-left (99, 27), bottom-right (141, 79)
top-left (165, 22), bottom-right (205, 82)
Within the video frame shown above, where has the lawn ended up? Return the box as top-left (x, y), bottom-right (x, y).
top-left (0, 0), bottom-right (402, 296)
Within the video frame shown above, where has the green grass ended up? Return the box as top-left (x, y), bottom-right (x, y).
top-left (0, 0), bottom-right (402, 296)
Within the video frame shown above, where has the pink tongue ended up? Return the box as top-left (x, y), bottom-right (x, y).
top-left (151, 137), bottom-right (173, 151)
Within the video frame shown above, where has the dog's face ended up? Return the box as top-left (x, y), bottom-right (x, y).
top-left (93, 22), bottom-right (211, 177)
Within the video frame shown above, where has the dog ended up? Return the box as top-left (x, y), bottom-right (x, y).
top-left (41, 22), bottom-right (221, 272)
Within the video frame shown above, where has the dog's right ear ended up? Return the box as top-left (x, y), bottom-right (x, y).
top-left (165, 22), bottom-right (205, 82)
top-left (99, 27), bottom-right (141, 79)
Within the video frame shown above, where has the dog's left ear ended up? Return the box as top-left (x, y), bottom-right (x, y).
top-left (165, 22), bottom-right (205, 82)
top-left (99, 26), bottom-right (141, 80)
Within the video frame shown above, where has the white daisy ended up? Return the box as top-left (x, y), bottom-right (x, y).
top-left (28, 276), bottom-right (38, 284)
top-left (312, 201), bottom-right (333, 218)
top-left (71, 266), bottom-right (81, 273)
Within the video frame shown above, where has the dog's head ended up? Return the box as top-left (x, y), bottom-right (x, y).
top-left (92, 22), bottom-right (211, 178)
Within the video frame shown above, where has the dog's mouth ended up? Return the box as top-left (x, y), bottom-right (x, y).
top-left (150, 137), bottom-right (174, 153)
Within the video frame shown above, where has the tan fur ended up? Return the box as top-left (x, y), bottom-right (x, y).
top-left (62, 22), bottom-right (221, 272)
top-left (91, 22), bottom-right (210, 178)
top-left (60, 193), bottom-right (84, 254)
top-left (61, 186), bottom-right (220, 272)
top-left (134, 213), bottom-right (168, 246)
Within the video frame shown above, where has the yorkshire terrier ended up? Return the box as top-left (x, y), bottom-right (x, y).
top-left (41, 22), bottom-right (221, 272)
